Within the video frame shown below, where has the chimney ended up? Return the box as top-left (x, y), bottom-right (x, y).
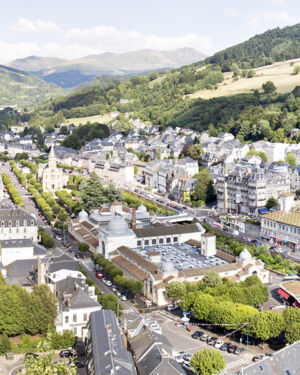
top-left (131, 207), bottom-right (136, 229)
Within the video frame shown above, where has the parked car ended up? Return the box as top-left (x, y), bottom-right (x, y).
top-left (121, 295), bottom-right (127, 301)
top-left (228, 344), bottom-right (238, 353)
top-left (252, 355), bottom-right (264, 362)
top-left (214, 340), bottom-right (224, 349)
top-left (207, 337), bottom-right (218, 346)
top-left (96, 272), bottom-right (103, 279)
top-left (234, 347), bottom-right (243, 355)
top-left (69, 248), bottom-right (75, 253)
top-left (200, 334), bottom-right (210, 342)
top-left (106, 280), bottom-right (112, 286)
top-left (116, 291), bottom-right (121, 297)
top-left (75, 253), bottom-right (83, 259)
top-left (56, 236), bottom-right (62, 241)
top-left (192, 331), bottom-right (204, 339)
top-left (182, 361), bottom-right (195, 374)
top-left (180, 351), bottom-right (192, 362)
top-left (220, 343), bottom-right (230, 351)
top-left (112, 287), bottom-right (117, 292)
top-left (59, 349), bottom-right (73, 358)
top-left (25, 353), bottom-right (39, 360)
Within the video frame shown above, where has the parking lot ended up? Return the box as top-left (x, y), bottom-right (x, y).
top-left (145, 309), bottom-right (265, 374)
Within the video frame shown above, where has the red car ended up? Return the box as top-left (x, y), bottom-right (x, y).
top-left (96, 272), bottom-right (103, 279)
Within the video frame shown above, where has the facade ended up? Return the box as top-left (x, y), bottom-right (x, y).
top-left (0, 204), bottom-right (38, 242)
top-left (260, 193), bottom-right (300, 249)
top-left (55, 278), bottom-right (101, 338)
top-left (86, 310), bottom-right (136, 375)
top-left (0, 239), bottom-right (34, 266)
top-left (94, 160), bottom-right (134, 184)
top-left (38, 147), bottom-right (68, 192)
top-left (216, 164), bottom-right (290, 215)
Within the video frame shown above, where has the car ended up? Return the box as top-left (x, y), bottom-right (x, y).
top-left (96, 272), bottom-right (103, 279)
top-left (116, 291), bottom-right (121, 297)
top-left (56, 236), bottom-right (62, 241)
top-left (112, 287), bottom-right (117, 292)
top-left (192, 331), bottom-right (204, 339)
top-left (265, 352), bottom-right (273, 357)
top-left (200, 334), bottom-right (210, 341)
top-left (220, 342), bottom-right (230, 351)
top-left (228, 344), bottom-right (238, 353)
top-left (69, 248), bottom-right (75, 253)
top-left (75, 253), bottom-right (83, 259)
top-left (59, 349), bottom-right (73, 358)
top-left (182, 361), bottom-right (195, 374)
top-left (173, 354), bottom-right (184, 364)
top-left (102, 278), bottom-right (107, 284)
top-left (106, 280), bottom-right (112, 286)
top-left (121, 295), bottom-right (127, 301)
top-left (252, 355), bottom-right (264, 362)
top-left (69, 357), bottom-right (86, 368)
top-left (234, 346), bottom-right (243, 355)
top-left (25, 353), bottom-right (39, 360)
top-left (214, 340), bottom-right (224, 349)
top-left (207, 337), bottom-right (218, 346)
top-left (180, 352), bottom-right (192, 362)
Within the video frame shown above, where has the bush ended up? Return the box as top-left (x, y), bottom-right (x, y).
top-left (79, 242), bottom-right (90, 252)
top-left (0, 335), bottom-right (12, 354)
top-left (40, 232), bottom-right (54, 248)
top-left (51, 331), bottom-right (76, 349)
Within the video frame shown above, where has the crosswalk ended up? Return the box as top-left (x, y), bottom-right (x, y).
top-left (123, 308), bottom-right (139, 314)
top-left (224, 353), bottom-right (253, 373)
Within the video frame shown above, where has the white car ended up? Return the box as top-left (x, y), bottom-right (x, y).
top-left (112, 287), bottom-right (117, 292)
top-left (106, 280), bottom-right (112, 286)
top-left (56, 236), bottom-right (62, 241)
top-left (116, 291), bottom-right (121, 297)
top-left (121, 295), bottom-right (127, 301)
top-left (214, 340), bottom-right (224, 349)
top-left (173, 354), bottom-right (184, 364)
top-left (180, 352), bottom-right (192, 362)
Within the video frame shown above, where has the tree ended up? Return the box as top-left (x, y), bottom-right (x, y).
top-left (166, 281), bottom-right (186, 303)
top-left (192, 294), bottom-right (216, 321)
top-left (246, 150), bottom-right (268, 162)
top-left (80, 172), bottom-right (107, 211)
top-left (190, 348), bottom-right (225, 375)
top-left (40, 232), bottom-right (55, 248)
top-left (104, 183), bottom-right (123, 202)
top-left (248, 311), bottom-right (285, 347)
top-left (282, 306), bottom-right (300, 328)
top-left (134, 165), bottom-right (139, 175)
top-left (202, 272), bottom-right (222, 288)
top-left (192, 169), bottom-right (215, 204)
top-left (62, 133), bottom-right (82, 150)
top-left (32, 285), bottom-right (58, 328)
top-left (262, 81), bottom-right (276, 94)
top-left (286, 153), bottom-right (296, 166)
top-left (21, 335), bottom-right (76, 375)
top-left (285, 322), bottom-right (300, 344)
top-left (79, 242), bottom-right (90, 252)
top-left (184, 144), bottom-right (204, 162)
top-left (98, 294), bottom-right (123, 317)
top-left (0, 335), bottom-right (11, 354)
top-left (266, 197), bottom-right (278, 210)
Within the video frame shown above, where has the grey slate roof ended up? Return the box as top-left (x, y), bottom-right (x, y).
top-left (48, 260), bottom-right (79, 273)
top-left (1, 238), bottom-right (33, 248)
top-left (0, 205), bottom-right (37, 227)
top-left (5, 259), bottom-right (37, 285)
top-left (133, 223), bottom-right (202, 238)
top-left (88, 310), bottom-right (136, 375)
top-left (239, 340), bottom-right (300, 375)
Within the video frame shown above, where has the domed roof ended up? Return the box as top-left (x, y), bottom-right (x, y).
top-left (78, 209), bottom-right (88, 221)
top-left (107, 215), bottom-right (129, 234)
top-left (137, 204), bottom-right (147, 213)
top-left (238, 247), bottom-right (253, 263)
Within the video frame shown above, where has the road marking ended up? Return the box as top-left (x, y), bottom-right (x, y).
top-left (123, 308), bottom-right (139, 314)
top-left (224, 353), bottom-right (253, 372)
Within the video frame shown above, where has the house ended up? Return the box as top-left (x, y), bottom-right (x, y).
top-left (55, 277), bottom-right (101, 338)
top-left (86, 310), bottom-right (136, 375)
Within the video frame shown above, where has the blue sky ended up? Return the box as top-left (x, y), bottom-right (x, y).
top-left (0, 0), bottom-right (299, 62)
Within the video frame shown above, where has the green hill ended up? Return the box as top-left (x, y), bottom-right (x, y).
top-left (0, 65), bottom-right (65, 109)
top-left (206, 23), bottom-right (300, 69)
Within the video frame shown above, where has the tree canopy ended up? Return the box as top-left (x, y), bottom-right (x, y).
top-left (191, 348), bottom-right (225, 375)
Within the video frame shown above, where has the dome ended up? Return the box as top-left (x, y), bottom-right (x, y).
top-left (107, 215), bottom-right (129, 234)
top-left (238, 247), bottom-right (253, 263)
top-left (137, 204), bottom-right (147, 213)
top-left (78, 209), bottom-right (88, 221)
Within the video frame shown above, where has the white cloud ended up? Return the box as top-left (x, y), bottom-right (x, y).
top-left (245, 11), bottom-right (296, 28)
top-left (11, 17), bottom-right (60, 33)
top-left (3, 19), bottom-right (212, 62)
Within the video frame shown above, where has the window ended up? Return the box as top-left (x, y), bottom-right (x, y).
top-left (73, 314), bottom-right (77, 323)
top-left (152, 239), bottom-right (157, 245)
top-left (166, 237), bottom-right (171, 244)
top-left (83, 313), bottom-right (88, 322)
top-left (65, 316), bottom-right (69, 324)
top-left (159, 238), bottom-right (164, 244)
top-left (24, 228), bottom-right (26, 233)
top-left (173, 237), bottom-right (178, 243)
top-left (8, 221), bottom-right (12, 227)
top-left (0, 221), bottom-right (3, 227)
top-left (16, 221), bottom-right (19, 227)
top-left (31, 220), bottom-right (34, 226)
top-left (144, 239), bottom-right (149, 246)
top-left (137, 240), bottom-right (142, 247)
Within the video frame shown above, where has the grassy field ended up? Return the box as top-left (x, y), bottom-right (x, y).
top-left (67, 113), bottom-right (111, 126)
top-left (187, 57), bottom-right (300, 100)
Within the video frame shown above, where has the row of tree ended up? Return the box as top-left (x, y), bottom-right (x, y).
top-left (1, 173), bottom-right (24, 206)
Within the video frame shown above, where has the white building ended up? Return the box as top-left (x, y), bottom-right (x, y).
top-left (38, 147), bottom-right (68, 192)
top-left (94, 160), bottom-right (134, 184)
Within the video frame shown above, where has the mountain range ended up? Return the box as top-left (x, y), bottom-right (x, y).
top-left (7, 48), bottom-right (206, 88)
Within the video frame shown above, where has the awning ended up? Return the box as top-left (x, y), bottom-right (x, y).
top-left (293, 301), bottom-right (300, 308)
top-left (276, 238), bottom-right (282, 242)
top-left (282, 240), bottom-right (288, 244)
top-left (278, 288), bottom-right (290, 299)
top-left (258, 208), bottom-right (268, 214)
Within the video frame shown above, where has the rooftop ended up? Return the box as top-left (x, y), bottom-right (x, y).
top-left (281, 280), bottom-right (300, 301)
top-left (261, 210), bottom-right (300, 227)
top-left (133, 242), bottom-right (228, 273)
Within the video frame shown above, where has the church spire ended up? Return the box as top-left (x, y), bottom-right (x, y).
top-left (48, 146), bottom-right (57, 169)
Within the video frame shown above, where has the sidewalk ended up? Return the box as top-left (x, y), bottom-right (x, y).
top-left (0, 354), bottom-right (23, 375)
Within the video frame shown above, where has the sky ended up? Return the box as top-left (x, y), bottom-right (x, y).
top-left (0, 0), bottom-right (299, 63)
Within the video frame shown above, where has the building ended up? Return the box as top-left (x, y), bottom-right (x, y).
top-left (277, 279), bottom-right (300, 308)
top-left (237, 340), bottom-right (300, 375)
top-left (94, 160), bottom-right (134, 184)
top-left (86, 310), bottom-right (136, 375)
top-left (0, 239), bottom-right (40, 266)
top-left (0, 203), bottom-right (38, 242)
top-left (216, 163), bottom-right (290, 215)
top-left (38, 147), bottom-right (68, 192)
top-left (260, 193), bottom-right (300, 249)
top-left (98, 216), bottom-right (205, 259)
top-left (55, 277), bottom-right (102, 338)
top-left (110, 243), bottom-right (269, 306)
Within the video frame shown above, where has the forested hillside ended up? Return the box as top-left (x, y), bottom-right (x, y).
top-left (206, 23), bottom-right (300, 69)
